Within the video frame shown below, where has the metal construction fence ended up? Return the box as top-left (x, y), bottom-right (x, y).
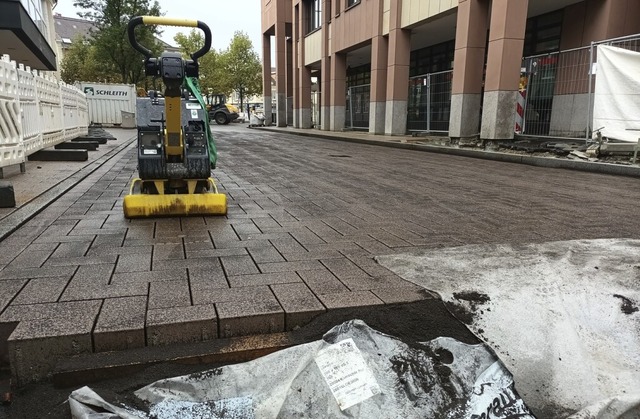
top-left (407, 70), bottom-right (453, 133)
top-left (0, 54), bottom-right (88, 171)
top-left (517, 34), bottom-right (640, 139)
top-left (345, 84), bottom-right (370, 130)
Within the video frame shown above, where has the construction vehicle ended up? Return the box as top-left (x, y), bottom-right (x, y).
top-left (123, 16), bottom-right (226, 218)
top-left (206, 94), bottom-right (239, 125)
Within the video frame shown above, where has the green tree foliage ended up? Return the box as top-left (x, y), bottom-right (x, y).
top-left (173, 30), bottom-right (228, 98)
top-left (60, 35), bottom-right (114, 84)
top-left (73, 0), bottom-right (163, 84)
top-left (218, 31), bottom-right (262, 108)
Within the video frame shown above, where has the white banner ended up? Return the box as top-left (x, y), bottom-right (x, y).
top-left (593, 45), bottom-right (640, 142)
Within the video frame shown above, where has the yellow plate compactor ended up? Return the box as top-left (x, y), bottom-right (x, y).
top-left (123, 16), bottom-right (227, 218)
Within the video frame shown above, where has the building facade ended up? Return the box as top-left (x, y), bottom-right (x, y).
top-left (0, 0), bottom-right (58, 70)
top-left (261, 0), bottom-right (640, 140)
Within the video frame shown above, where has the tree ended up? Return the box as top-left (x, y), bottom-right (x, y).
top-left (173, 30), bottom-right (229, 98)
top-left (73, 0), bottom-right (163, 85)
top-left (219, 31), bottom-right (262, 109)
top-left (60, 35), bottom-right (112, 84)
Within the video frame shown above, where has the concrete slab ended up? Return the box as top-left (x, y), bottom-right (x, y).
top-left (94, 296), bottom-right (147, 352)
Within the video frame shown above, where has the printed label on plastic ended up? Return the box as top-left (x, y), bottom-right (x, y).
top-left (315, 338), bottom-right (381, 410)
top-left (185, 103), bottom-right (202, 109)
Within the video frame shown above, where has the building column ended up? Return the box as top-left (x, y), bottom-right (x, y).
top-left (275, 22), bottom-right (287, 127)
top-left (292, 4), bottom-right (300, 127)
top-left (299, 66), bottom-right (313, 128)
top-left (449, 0), bottom-right (489, 139)
top-left (369, 35), bottom-right (388, 135)
top-left (286, 38), bottom-right (294, 126)
top-left (330, 52), bottom-right (347, 131)
top-left (480, 0), bottom-right (528, 140)
top-left (320, 0), bottom-right (332, 130)
top-left (262, 34), bottom-right (272, 125)
top-left (384, 0), bottom-right (410, 135)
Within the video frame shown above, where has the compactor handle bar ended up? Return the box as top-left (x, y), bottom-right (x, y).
top-left (127, 16), bottom-right (212, 62)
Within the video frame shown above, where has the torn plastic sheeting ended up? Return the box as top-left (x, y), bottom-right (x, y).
top-left (69, 320), bottom-right (534, 418)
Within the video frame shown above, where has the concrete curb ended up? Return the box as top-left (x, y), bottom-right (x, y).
top-left (0, 136), bottom-right (136, 242)
top-left (259, 127), bottom-right (640, 178)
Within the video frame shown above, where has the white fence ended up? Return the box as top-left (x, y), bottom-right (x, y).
top-left (0, 54), bottom-right (89, 170)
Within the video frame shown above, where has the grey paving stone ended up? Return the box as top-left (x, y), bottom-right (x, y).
top-left (93, 296), bottom-right (147, 352)
top-left (184, 240), bottom-right (215, 253)
top-left (71, 263), bottom-right (114, 282)
top-left (317, 291), bottom-right (384, 309)
top-left (152, 257), bottom-right (223, 271)
top-left (257, 260), bottom-right (325, 273)
top-left (7, 249), bottom-right (54, 268)
top-left (86, 245), bottom-right (152, 257)
top-left (0, 265), bottom-right (77, 280)
top-left (232, 222), bottom-right (261, 235)
top-left (340, 274), bottom-right (416, 291)
top-left (148, 280), bottom-right (191, 309)
top-left (8, 315), bottom-right (96, 385)
top-left (61, 279), bottom-right (148, 301)
top-left (248, 246), bottom-right (285, 264)
top-left (146, 305), bottom-right (217, 346)
top-left (90, 233), bottom-right (126, 248)
top-left (220, 255), bottom-right (259, 276)
top-left (297, 269), bottom-right (350, 295)
top-left (115, 252), bottom-right (152, 273)
top-left (370, 287), bottom-right (434, 304)
top-left (111, 268), bottom-right (187, 284)
top-left (214, 239), bottom-right (272, 249)
top-left (0, 300), bottom-right (102, 322)
top-left (67, 228), bottom-right (127, 237)
top-left (125, 225), bottom-right (155, 240)
top-left (153, 243), bottom-right (185, 260)
top-left (345, 255), bottom-right (397, 277)
top-left (270, 283), bottom-right (326, 330)
top-left (227, 272), bottom-right (302, 288)
top-left (217, 296), bottom-right (284, 338)
top-left (11, 277), bottom-right (71, 305)
top-left (45, 254), bottom-right (118, 267)
top-left (320, 257), bottom-right (369, 278)
top-left (34, 234), bottom-right (97, 244)
top-left (51, 241), bottom-right (93, 258)
top-left (187, 247), bottom-right (248, 259)
top-left (0, 280), bottom-right (27, 312)
top-left (191, 285), bottom-right (273, 305)
top-left (281, 250), bottom-right (343, 261)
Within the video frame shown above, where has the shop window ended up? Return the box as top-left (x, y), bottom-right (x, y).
top-left (524, 10), bottom-right (563, 56)
top-left (409, 40), bottom-right (455, 77)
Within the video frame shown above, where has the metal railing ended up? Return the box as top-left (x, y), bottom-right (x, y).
top-left (407, 70), bottom-right (453, 133)
top-left (345, 84), bottom-right (370, 130)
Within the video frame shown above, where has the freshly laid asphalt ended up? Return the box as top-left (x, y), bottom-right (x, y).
top-left (1, 123), bottom-right (640, 415)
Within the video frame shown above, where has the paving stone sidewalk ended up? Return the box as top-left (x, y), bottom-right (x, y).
top-left (1, 124), bottom-right (640, 385)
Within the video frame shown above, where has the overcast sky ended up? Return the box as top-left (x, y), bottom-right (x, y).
top-left (53, 0), bottom-right (263, 57)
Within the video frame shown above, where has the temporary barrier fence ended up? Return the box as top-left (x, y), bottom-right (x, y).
top-left (408, 70), bottom-right (453, 133)
top-left (587, 34), bottom-right (640, 141)
top-left (0, 54), bottom-right (88, 170)
top-left (518, 33), bottom-right (640, 140)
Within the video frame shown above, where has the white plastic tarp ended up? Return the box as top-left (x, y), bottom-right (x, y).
top-left (376, 238), bottom-right (640, 418)
top-left (593, 45), bottom-right (640, 142)
top-left (69, 320), bottom-right (534, 419)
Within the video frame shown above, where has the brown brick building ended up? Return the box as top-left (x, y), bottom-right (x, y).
top-left (261, 0), bottom-right (640, 140)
